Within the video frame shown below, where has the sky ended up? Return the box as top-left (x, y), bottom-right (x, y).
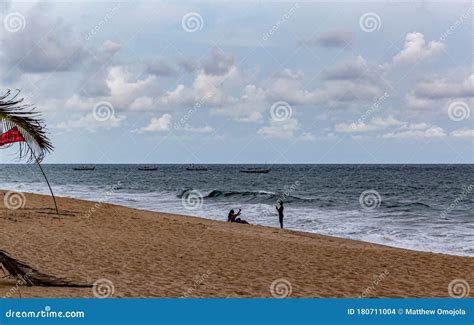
top-left (0, 0), bottom-right (472, 164)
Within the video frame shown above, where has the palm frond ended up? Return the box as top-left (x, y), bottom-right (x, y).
top-left (0, 90), bottom-right (53, 162)
top-left (0, 250), bottom-right (91, 287)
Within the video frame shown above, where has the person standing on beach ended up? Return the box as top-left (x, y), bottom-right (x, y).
top-left (276, 201), bottom-right (284, 229)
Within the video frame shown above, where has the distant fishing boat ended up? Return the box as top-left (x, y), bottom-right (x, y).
top-left (239, 167), bottom-right (271, 174)
top-left (186, 164), bottom-right (208, 171)
top-left (73, 166), bottom-right (95, 171)
top-left (138, 166), bottom-right (158, 171)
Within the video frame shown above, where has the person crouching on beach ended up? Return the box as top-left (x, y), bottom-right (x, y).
top-left (227, 209), bottom-right (249, 224)
top-left (227, 209), bottom-right (241, 222)
top-left (276, 200), bottom-right (284, 229)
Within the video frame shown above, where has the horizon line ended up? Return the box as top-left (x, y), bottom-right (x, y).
top-left (0, 163), bottom-right (473, 165)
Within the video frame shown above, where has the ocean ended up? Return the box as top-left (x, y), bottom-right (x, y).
top-left (1, 164), bottom-right (472, 256)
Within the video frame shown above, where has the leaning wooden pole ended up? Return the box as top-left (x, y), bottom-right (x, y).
top-left (27, 143), bottom-right (59, 215)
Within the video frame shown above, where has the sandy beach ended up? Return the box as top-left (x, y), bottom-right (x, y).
top-left (0, 190), bottom-right (472, 298)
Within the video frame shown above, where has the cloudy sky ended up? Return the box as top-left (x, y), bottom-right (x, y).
top-left (0, 0), bottom-right (472, 164)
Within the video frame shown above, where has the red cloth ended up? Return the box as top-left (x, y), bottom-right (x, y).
top-left (0, 127), bottom-right (25, 146)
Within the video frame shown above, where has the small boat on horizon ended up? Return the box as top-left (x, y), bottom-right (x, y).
top-left (73, 166), bottom-right (95, 171)
top-left (138, 166), bottom-right (158, 171)
top-left (239, 167), bottom-right (271, 174)
top-left (186, 164), bottom-right (208, 171)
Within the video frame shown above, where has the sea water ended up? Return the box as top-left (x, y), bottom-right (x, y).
top-left (0, 164), bottom-right (472, 256)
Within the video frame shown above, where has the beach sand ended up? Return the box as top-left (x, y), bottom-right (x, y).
top-left (0, 190), bottom-right (472, 298)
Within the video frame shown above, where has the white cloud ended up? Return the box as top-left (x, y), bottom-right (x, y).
top-left (273, 68), bottom-right (304, 80)
top-left (182, 125), bottom-right (214, 133)
top-left (323, 56), bottom-right (370, 81)
top-left (158, 65), bottom-right (239, 108)
top-left (450, 128), bottom-right (474, 138)
top-left (140, 114), bottom-right (172, 132)
top-left (266, 77), bottom-right (326, 105)
top-left (44, 63), bottom-right (162, 116)
top-left (383, 124), bottom-right (446, 139)
top-left (56, 113), bottom-right (124, 131)
top-left (335, 116), bottom-right (403, 133)
top-left (300, 132), bottom-right (316, 141)
top-left (107, 66), bottom-right (160, 106)
top-left (217, 84), bottom-right (266, 122)
top-left (406, 93), bottom-right (433, 109)
top-left (202, 48), bottom-right (234, 76)
top-left (335, 117), bottom-right (446, 139)
top-left (130, 96), bottom-right (155, 111)
top-left (80, 40), bottom-right (122, 97)
top-left (393, 32), bottom-right (444, 64)
top-left (406, 74), bottom-right (474, 110)
top-left (413, 74), bottom-right (474, 99)
top-left (1, 4), bottom-right (86, 74)
top-left (236, 112), bottom-right (263, 123)
top-left (258, 118), bottom-right (299, 139)
top-left (146, 60), bottom-right (177, 77)
top-left (299, 29), bottom-right (352, 48)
